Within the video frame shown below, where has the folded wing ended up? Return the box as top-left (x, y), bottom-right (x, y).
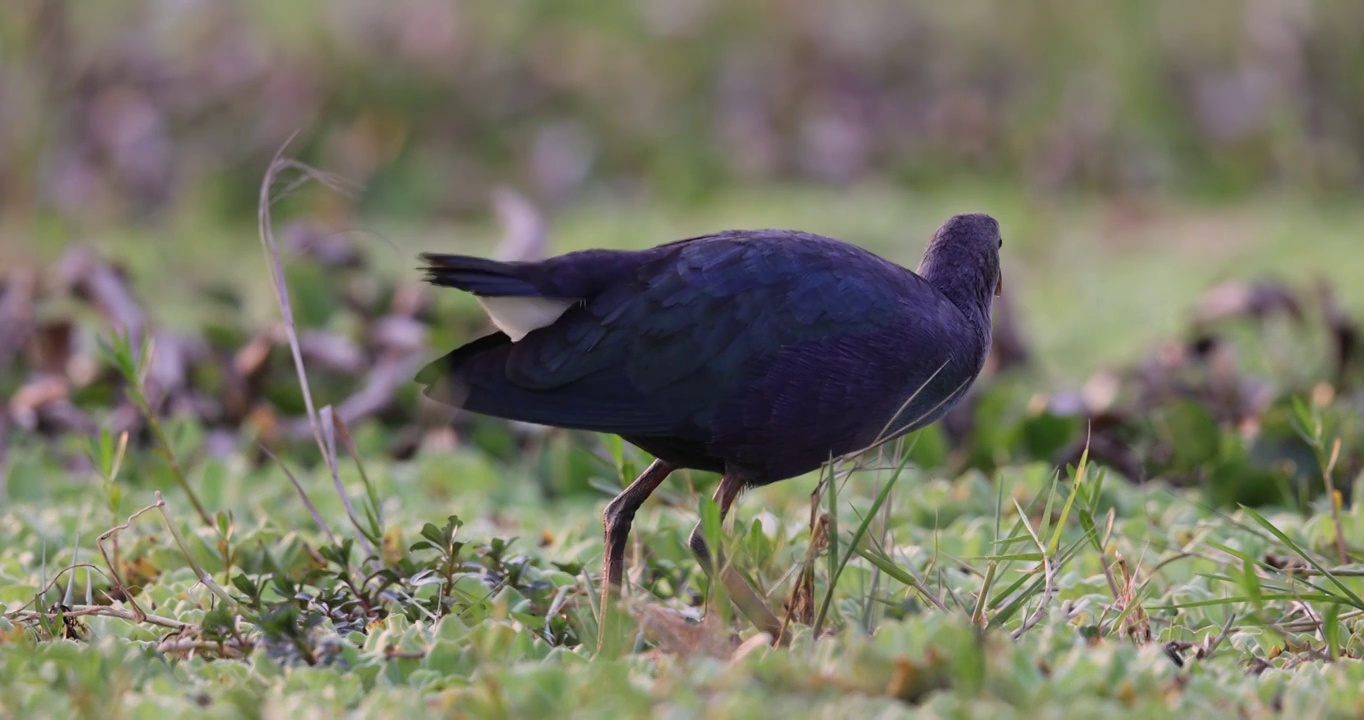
top-left (417, 231), bottom-right (931, 440)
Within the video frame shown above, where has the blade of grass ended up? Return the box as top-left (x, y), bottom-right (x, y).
top-left (991, 536), bottom-right (1087, 627)
top-left (1154, 593), bottom-right (1352, 610)
top-left (813, 436), bottom-right (917, 635)
top-left (971, 560), bottom-right (997, 626)
top-left (854, 545), bottom-right (948, 612)
top-left (1240, 506), bottom-right (1364, 610)
top-left (1048, 439), bottom-right (1090, 555)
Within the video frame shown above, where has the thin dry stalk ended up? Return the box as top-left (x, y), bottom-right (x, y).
top-left (1322, 438), bottom-right (1349, 564)
top-left (4, 563), bottom-right (110, 616)
top-left (153, 492), bottom-right (239, 609)
top-left (259, 444), bottom-right (339, 545)
top-left (11, 604), bottom-right (190, 632)
top-left (95, 499), bottom-right (166, 622)
top-left (781, 510), bottom-right (829, 639)
top-left (156, 637), bottom-right (252, 659)
top-left (255, 134), bottom-right (376, 558)
top-left (256, 135), bottom-right (332, 464)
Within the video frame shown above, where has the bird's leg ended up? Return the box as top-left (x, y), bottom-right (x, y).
top-left (598, 458), bottom-right (674, 652)
top-left (688, 474), bottom-right (783, 640)
top-left (603, 459), bottom-right (675, 587)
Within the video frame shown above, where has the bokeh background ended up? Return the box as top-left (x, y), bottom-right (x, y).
top-left (5, 1), bottom-right (1364, 218)
top-left (3, 0), bottom-right (1363, 378)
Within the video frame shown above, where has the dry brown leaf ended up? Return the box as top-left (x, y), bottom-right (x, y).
top-left (631, 601), bottom-right (734, 660)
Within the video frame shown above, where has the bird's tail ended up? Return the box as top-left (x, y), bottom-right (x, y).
top-left (419, 254), bottom-right (541, 297)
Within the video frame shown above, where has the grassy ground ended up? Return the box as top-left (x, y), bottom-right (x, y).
top-left (4, 186), bottom-right (1364, 718)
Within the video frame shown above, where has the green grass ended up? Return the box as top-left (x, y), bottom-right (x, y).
top-left (7, 430), bottom-right (1364, 716)
top-left (5, 186), bottom-right (1364, 717)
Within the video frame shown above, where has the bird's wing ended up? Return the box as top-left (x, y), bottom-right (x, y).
top-left (422, 232), bottom-right (928, 436)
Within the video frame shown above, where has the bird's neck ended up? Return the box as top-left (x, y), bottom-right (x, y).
top-left (917, 252), bottom-right (995, 334)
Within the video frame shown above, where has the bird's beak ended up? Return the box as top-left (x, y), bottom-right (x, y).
top-left (995, 275), bottom-right (1003, 297)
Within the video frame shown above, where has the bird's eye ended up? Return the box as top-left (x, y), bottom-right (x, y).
top-left (998, 236), bottom-right (1004, 249)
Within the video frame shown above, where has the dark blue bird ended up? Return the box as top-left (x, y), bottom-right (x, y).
top-left (417, 212), bottom-right (1003, 639)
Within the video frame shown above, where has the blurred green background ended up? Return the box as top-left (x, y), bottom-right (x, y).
top-left (2, 0), bottom-right (1362, 378)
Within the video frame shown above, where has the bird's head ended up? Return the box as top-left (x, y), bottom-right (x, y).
top-left (916, 212), bottom-right (1004, 311)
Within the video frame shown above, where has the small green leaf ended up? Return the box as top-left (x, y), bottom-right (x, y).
top-left (231, 574), bottom-right (259, 598)
top-left (1325, 601), bottom-right (1343, 661)
top-left (421, 523), bottom-right (446, 546)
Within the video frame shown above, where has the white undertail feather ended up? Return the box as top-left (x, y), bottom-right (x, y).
top-left (476, 296), bottom-right (576, 342)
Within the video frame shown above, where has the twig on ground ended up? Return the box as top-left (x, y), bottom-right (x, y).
top-left (95, 499), bottom-right (166, 622)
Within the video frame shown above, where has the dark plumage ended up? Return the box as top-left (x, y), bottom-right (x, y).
top-left (417, 212), bottom-right (1004, 643)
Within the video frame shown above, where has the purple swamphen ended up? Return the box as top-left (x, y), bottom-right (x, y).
top-left (417, 212), bottom-right (1004, 642)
